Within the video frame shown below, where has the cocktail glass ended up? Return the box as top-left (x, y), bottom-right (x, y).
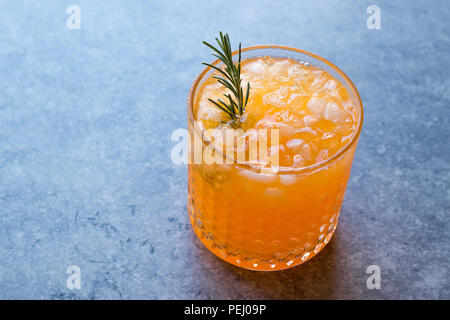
top-left (187, 45), bottom-right (363, 271)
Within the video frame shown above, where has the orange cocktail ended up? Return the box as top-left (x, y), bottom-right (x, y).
top-left (187, 45), bottom-right (363, 271)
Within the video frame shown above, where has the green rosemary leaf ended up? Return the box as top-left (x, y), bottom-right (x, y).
top-left (202, 41), bottom-right (227, 61)
top-left (245, 82), bottom-right (250, 108)
top-left (208, 99), bottom-right (234, 118)
top-left (202, 32), bottom-right (251, 122)
top-left (213, 76), bottom-right (238, 97)
top-left (202, 63), bottom-right (233, 82)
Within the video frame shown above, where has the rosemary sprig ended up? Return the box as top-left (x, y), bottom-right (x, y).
top-left (202, 32), bottom-right (251, 123)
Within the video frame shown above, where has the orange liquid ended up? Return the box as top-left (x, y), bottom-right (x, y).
top-left (188, 56), bottom-right (361, 270)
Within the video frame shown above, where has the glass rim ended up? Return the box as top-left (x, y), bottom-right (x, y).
top-left (187, 44), bottom-right (364, 174)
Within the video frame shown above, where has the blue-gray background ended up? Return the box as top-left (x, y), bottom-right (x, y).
top-left (0, 0), bottom-right (448, 299)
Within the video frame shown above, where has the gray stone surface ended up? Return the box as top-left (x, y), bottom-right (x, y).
top-left (0, 0), bottom-right (448, 299)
